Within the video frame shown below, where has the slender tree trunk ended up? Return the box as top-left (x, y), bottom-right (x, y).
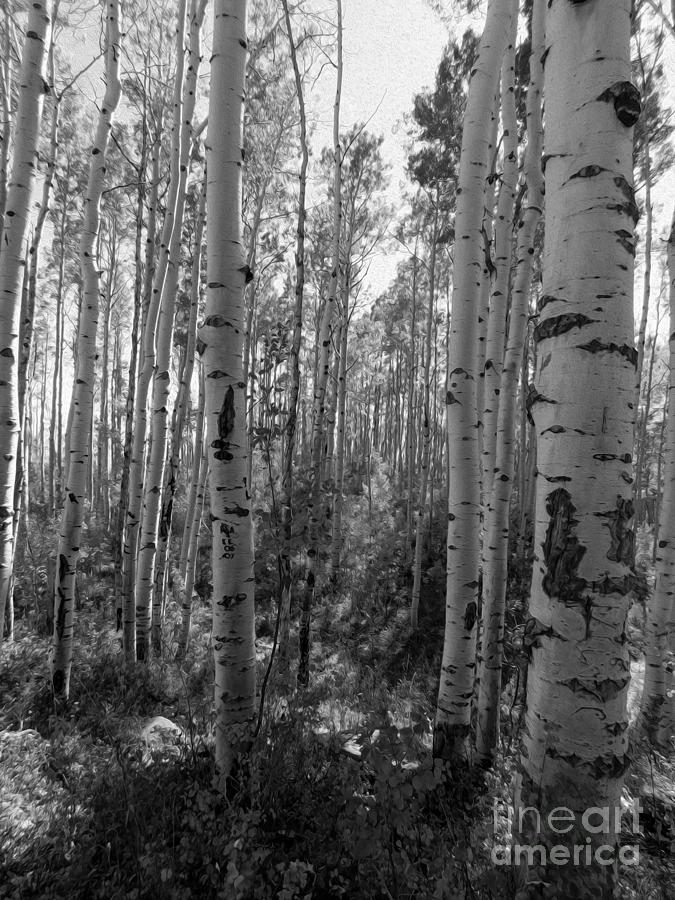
top-left (641, 208), bottom-right (675, 747)
top-left (328, 267), bottom-right (351, 580)
top-left (278, 0), bottom-right (308, 675)
top-left (405, 244), bottom-right (419, 558)
top-left (434, 0), bottom-right (513, 760)
top-left (635, 333), bottom-right (656, 521)
top-left (200, 0), bottom-right (256, 779)
top-left (51, 1), bottom-right (121, 701)
top-left (176, 365), bottom-right (206, 658)
top-left (475, 0), bottom-right (541, 765)
top-left (514, 1), bottom-right (639, 893)
top-left (298, 0), bottom-right (342, 687)
top-left (481, 10), bottom-right (518, 507)
top-left (115, 112), bottom-right (148, 629)
top-left (132, 0), bottom-right (189, 660)
top-left (0, 1), bottom-right (51, 644)
top-left (411, 212), bottom-right (439, 629)
top-left (49, 168), bottom-right (68, 517)
top-left (0, 10), bottom-right (11, 247)
top-left (121, 131), bottom-right (160, 660)
top-left (98, 221), bottom-right (115, 527)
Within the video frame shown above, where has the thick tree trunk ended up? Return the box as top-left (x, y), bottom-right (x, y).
top-left (641, 208), bottom-right (675, 747)
top-left (51, 0), bottom-right (121, 702)
top-left (475, 0), bottom-right (541, 765)
top-left (514, 1), bottom-right (638, 894)
top-left (0, 1), bottom-right (51, 644)
top-left (434, 0), bottom-right (513, 760)
top-left (200, 0), bottom-right (256, 778)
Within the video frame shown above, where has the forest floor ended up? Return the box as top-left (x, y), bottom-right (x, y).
top-left (1, 554), bottom-right (674, 899)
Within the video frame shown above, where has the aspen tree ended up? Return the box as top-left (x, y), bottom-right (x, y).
top-left (434, 0), bottom-right (513, 759)
top-left (514, 0), bottom-right (639, 893)
top-left (176, 365), bottom-right (206, 659)
top-left (298, 0), bottom-right (342, 687)
top-left (159, 173), bottom-right (207, 629)
top-left (51, 0), bottom-right (122, 701)
top-left (641, 208), bottom-right (675, 747)
top-left (480, 4), bottom-right (518, 505)
top-left (121, 131), bottom-right (161, 659)
top-left (278, 0), bottom-right (308, 674)
top-left (411, 210), bottom-right (439, 629)
top-left (200, 0), bottom-right (256, 777)
top-left (0, 0), bottom-right (51, 643)
top-left (476, 0), bottom-right (542, 765)
top-left (136, 0), bottom-right (205, 659)
top-left (328, 268), bottom-right (350, 578)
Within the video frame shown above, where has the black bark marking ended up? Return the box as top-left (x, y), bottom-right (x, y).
top-left (615, 229), bottom-right (636, 256)
top-left (543, 747), bottom-right (630, 780)
top-left (537, 294), bottom-right (567, 313)
top-left (577, 339), bottom-right (637, 367)
top-left (239, 265), bottom-right (254, 284)
top-left (595, 498), bottom-right (634, 564)
top-left (597, 81), bottom-right (641, 127)
top-left (523, 616), bottom-right (568, 653)
top-left (196, 338), bottom-right (206, 356)
top-left (608, 200), bottom-right (640, 224)
top-left (533, 313), bottom-right (595, 344)
top-left (526, 384), bottom-right (557, 425)
top-left (561, 675), bottom-right (630, 702)
top-left (463, 601), bottom-right (477, 631)
top-left (569, 164), bottom-right (606, 180)
top-left (52, 669), bottom-right (64, 695)
top-left (218, 387), bottom-right (235, 439)
top-left (217, 593), bottom-right (248, 609)
top-left (542, 489), bottom-right (587, 603)
top-left (223, 504), bottom-right (250, 518)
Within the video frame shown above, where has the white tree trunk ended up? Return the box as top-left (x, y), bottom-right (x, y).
top-left (476, 0), bottom-right (542, 765)
top-left (514, 1), bottom-right (639, 893)
top-left (411, 214), bottom-right (438, 629)
top-left (51, 0), bottom-right (122, 701)
top-left (136, 0), bottom-right (205, 660)
top-left (200, 0), bottom-right (256, 778)
top-left (176, 365), bottom-right (206, 659)
top-left (121, 133), bottom-right (161, 661)
top-left (278, 0), bottom-right (308, 678)
top-left (298, 0), bottom-right (342, 687)
top-left (0, 0), bottom-right (51, 643)
top-left (481, 5), bottom-right (518, 507)
top-left (641, 207), bottom-right (675, 747)
top-left (434, 0), bottom-right (513, 760)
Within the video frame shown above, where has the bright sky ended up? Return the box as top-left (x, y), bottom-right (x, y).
top-left (307, 0), bottom-right (450, 296)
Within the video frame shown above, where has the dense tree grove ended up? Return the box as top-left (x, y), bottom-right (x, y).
top-left (0, 0), bottom-right (674, 897)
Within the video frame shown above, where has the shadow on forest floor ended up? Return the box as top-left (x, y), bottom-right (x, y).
top-left (0, 575), bottom-right (674, 899)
